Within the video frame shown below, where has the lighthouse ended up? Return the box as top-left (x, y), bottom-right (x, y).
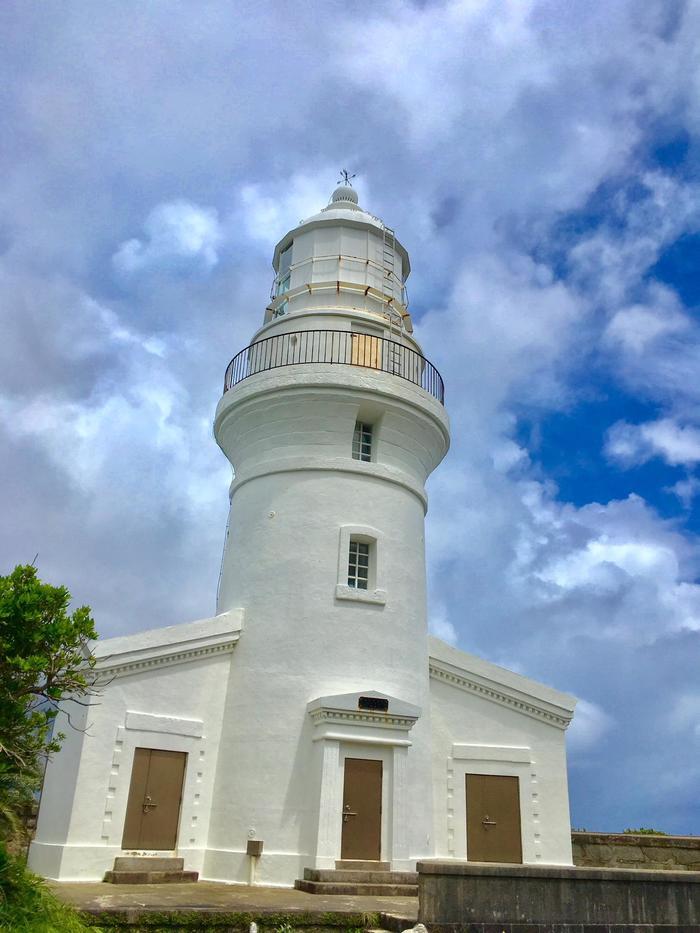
top-left (29, 182), bottom-right (576, 888)
top-left (207, 181), bottom-right (450, 882)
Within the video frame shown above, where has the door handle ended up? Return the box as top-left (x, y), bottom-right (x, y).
top-left (343, 804), bottom-right (358, 823)
top-left (481, 814), bottom-right (497, 827)
top-left (142, 795), bottom-right (158, 813)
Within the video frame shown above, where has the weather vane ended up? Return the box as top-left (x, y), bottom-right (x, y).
top-left (338, 169), bottom-right (356, 186)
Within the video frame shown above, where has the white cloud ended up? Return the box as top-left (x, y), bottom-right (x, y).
top-left (113, 200), bottom-right (222, 274)
top-left (537, 538), bottom-right (678, 595)
top-left (603, 287), bottom-right (689, 355)
top-left (237, 172), bottom-right (338, 248)
top-left (606, 418), bottom-right (700, 468)
top-left (2, 0), bottom-right (700, 832)
top-left (491, 439), bottom-right (529, 474)
top-left (668, 694), bottom-right (700, 737)
top-left (429, 605), bottom-right (458, 645)
top-left (568, 173), bottom-right (700, 308)
top-left (566, 698), bottom-right (614, 752)
top-left (667, 476), bottom-right (700, 508)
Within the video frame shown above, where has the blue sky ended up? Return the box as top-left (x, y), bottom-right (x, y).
top-left (1, 0), bottom-right (699, 834)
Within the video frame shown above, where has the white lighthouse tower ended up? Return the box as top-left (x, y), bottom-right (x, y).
top-left (29, 181), bottom-right (576, 888)
top-left (207, 182), bottom-right (450, 883)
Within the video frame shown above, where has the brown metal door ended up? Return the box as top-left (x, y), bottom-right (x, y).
top-left (340, 758), bottom-right (382, 860)
top-left (466, 773), bottom-right (522, 863)
top-left (351, 333), bottom-right (381, 369)
top-left (122, 748), bottom-right (187, 850)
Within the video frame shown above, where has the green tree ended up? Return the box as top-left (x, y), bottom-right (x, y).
top-left (0, 565), bottom-right (98, 840)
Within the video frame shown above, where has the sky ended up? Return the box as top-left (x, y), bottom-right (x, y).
top-left (1, 0), bottom-right (699, 835)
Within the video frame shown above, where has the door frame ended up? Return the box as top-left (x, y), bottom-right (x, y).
top-left (119, 742), bottom-right (190, 853)
top-left (122, 748), bottom-right (188, 851)
top-left (340, 745), bottom-right (391, 862)
top-left (95, 714), bottom-right (205, 856)
top-left (447, 745), bottom-right (533, 863)
top-left (465, 772), bottom-right (523, 864)
top-left (307, 689), bottom-right (421, 872)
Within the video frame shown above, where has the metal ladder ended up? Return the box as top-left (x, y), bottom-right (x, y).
top-left (382, 226), bottom-right (403, 371)
top-left (383, 227), bottom-right (400, 337)
top-left (383, 226), bottom-right (396, 305)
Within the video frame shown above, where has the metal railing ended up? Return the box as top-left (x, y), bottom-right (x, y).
top-left (223, 329), bottom-right (444, 404)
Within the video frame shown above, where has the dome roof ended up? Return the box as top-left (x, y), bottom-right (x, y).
top-left (328, 185), bottom-right (359, 208)
top-left (272, 185), bottom-right (411, 278)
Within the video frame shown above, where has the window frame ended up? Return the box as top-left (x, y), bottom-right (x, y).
top-left (347, 539), bottom-right (370, 589)
top-left (335, 525), bottom-right (386, 605)
top-left (275, 271), bottom-right (291, 297)
top-left (352, 421), bottom-right (373, 462)
top-left (274, 242), bottom-right (293, 299)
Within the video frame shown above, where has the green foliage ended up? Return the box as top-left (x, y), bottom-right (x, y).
top-left (0, 762), bottom-right (37, 847)
top-left (92, 911), bottom-right (380, 930)
top-left (0, 844), bottom-right (98, 931)
top-left (623, 827), bottom-right (668, 835)
top-left (0, 564), bottom-right (98, 843)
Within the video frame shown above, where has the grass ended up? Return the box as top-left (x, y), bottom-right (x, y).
top-left (89, 911), bottom-right (381, 930)
top-left (0, 840), bottom-right (385, 931)
top-left (0, 844), bottom-right (385, 931)
top-left (0, 844), bottom-right (100, 932)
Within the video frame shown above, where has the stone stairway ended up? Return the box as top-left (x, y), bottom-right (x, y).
top-left (294, 860), bottom-right (418, 896)
top-left (104, 856), bottom-right (198, 884)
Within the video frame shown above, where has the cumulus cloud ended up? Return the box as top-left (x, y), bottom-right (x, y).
top-left (668, 693), bottom-right (700, 738)
top-left (429, 605), bottom-right (459, 645)
top-left (603, 286), bottom-right (689, 355)
top-left (2, 0), bottom-right (700, 834)
top-left (568, 173), bottom-right (700, 308)
top-left (606, 419), bottom-right (700, 467)
top-left (113, 200), bottom-right (223, 275)
top-left (667, 476), bottom-right (700, 508)
top-left (237, 173), bottom-right (336, 248)
top-left (566, 698), bottom-right (615, 753)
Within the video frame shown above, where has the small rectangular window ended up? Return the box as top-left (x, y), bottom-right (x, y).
top-left (279, 243), bottom-right (292, 276)
top-left (348, 540), bottom-right (370, 590)
top-left (276, 272), bottom-right (290, 297)
top-left (352, 422), bottom-right (372, 462)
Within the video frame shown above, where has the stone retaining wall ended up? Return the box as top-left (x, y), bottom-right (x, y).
top-left (417, 860), bottom-right (700, 931)
top-left (573, 831), bottom-right (700, 871)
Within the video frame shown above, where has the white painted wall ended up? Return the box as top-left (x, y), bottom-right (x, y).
top-left (429, 639), bottom-right (575, 866)
top-left (29, 189), bottom-right (577, 889)
top-left (208, 363), bottom-right (449, 883)
top-left (269, 202), bottom-right (409, 323)
top-left (29, 649), bottom-right (233, 881)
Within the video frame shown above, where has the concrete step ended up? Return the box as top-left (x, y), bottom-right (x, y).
top-left (304, 868), bottom-right (418, 884)
top-left (104, 870), bottom-right (199, 884)
top-left (113, 857), bottom-right (184, 872)
top-left (379, 914), bottom-right (419, 932)
top-left (294, 879), bottom-right (417, 896)
top-left (335, 859), bottom-right (391, 871)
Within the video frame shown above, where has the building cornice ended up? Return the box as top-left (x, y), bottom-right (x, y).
top-left (215, 367), bottom-right (449, 448)
top-left (94, 610), bottom-right (243, 680)
top-left (230, 457), bottom-right (428, 511)
top-left (308, 707), bottom-right (418, 732)
top-left (96, 637), bottom-right (240, 679)
top-left (307, 691), bottom-right (421, 747)
top-left (429, 658), bottom-right (573, 730)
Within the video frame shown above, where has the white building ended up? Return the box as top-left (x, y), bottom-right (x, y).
top-left (29, 184), bottom-right (576, 888)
